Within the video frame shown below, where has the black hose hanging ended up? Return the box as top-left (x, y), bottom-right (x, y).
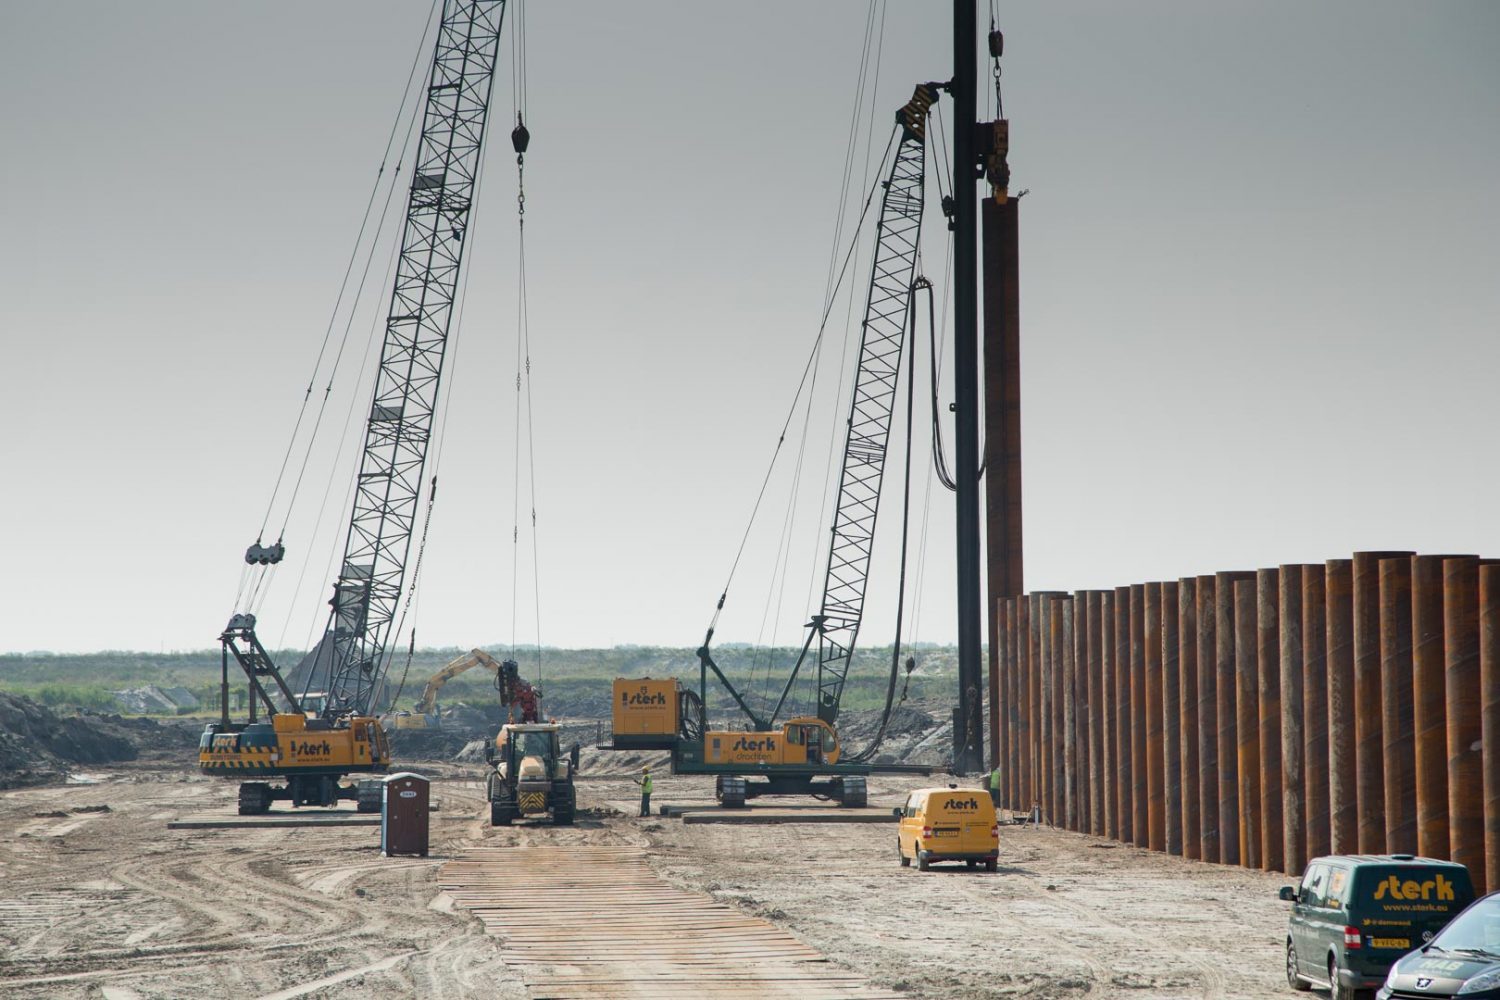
top-left (849, 277), bottom-right (926, 763)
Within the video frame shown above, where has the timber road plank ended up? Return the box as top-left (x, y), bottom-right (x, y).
top-left (439, 845), bottom-right (902, 999)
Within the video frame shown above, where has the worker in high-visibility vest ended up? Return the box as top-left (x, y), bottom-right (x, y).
top-left (635, 765), bottom-right (653, 817)
top-left (987, 764), bottom-right (1002, 808)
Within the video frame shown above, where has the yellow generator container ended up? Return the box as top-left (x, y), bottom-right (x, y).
top-left (611, 678), bottom-right (680, 749)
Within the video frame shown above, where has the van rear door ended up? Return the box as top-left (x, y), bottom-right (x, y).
top-left (1349, 865), bottom-right (1477, 952)
top-left (926, 791), bottom-right (993, 853)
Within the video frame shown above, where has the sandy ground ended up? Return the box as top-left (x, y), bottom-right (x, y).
top-left (0, 754), bottom-right (1305, 999)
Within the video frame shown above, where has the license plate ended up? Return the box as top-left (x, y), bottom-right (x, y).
top-left (932, 827), bottom-right (958, 837)
top-left (1371, 937), bottom-right (1410, 950)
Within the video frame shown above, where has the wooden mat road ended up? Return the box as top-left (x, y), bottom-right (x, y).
top-left (438, 845), bottom-right (903, 999)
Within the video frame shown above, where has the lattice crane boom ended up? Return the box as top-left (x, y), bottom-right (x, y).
top-left (693, 85), bottom-right (938, 737)
top-left (324, 0), bottom-right (509, 717)
top-left (810, 84), bottom-right (936, 726)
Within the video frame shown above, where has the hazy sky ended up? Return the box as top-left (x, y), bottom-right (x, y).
top-left (2, 2), bottom-right (1496, 656)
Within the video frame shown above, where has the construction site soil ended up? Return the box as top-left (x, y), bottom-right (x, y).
top-left (0, 705), bottom-right (1297, 999)
top-left (0, 694), bottom-right (195, 790)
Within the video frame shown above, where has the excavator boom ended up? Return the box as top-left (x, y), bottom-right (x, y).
top-left (410, 648), bottom-right (539, 723)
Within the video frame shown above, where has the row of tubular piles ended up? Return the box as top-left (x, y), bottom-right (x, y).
top-left (990, 552), bottom-right (1500, 893)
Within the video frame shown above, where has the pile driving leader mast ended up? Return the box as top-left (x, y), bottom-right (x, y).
top-left (672, 84), bottom-right (941, 807)
top-left (201, 0), bottom-right (510, 815)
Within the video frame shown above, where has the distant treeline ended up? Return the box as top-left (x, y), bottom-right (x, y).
top-left (0, 644), bottom-right (961, 716)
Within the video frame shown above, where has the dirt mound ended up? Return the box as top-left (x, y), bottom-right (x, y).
top-left (0, 694), bottom-right (140, 789)
top-left (837, 701), bottom-right (951, 767)
top-left (386, 726), bottom-right (476, 763)
top-left (454, 738), bottom-right (490, 764)
top-left (93, 713), bottom-right (200, 757)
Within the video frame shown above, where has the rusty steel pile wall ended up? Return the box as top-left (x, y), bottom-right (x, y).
top-left (991, 551), bottom-right (1497, 888)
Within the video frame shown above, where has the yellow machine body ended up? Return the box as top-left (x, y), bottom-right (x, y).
top-left (198, 712), bottom-right (390, 777)
top-left (703, 717), bottom-right (841, 767)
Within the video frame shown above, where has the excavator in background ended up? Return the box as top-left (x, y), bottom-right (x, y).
top-left (390, 648), bottom-right (539, 729)
top-left (608, 84), bottom-right (944, 808)
top-left (199, 0), bottom-right (512, 815)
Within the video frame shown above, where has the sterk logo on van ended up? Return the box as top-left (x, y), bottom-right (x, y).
top-left (1373, 874), bottom-right (1455, 902)
top-left (944, 796), bottom-right (981, 811)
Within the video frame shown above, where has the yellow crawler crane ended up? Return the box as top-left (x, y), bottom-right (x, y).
top-left (198, 661), bottom-right (390, 814)
top-left (606, 85), bottom-right (948, 806)
top-left (200, 0), bottom-right (512, 816)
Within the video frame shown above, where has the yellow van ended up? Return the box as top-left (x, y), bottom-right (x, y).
top-left (894, 786), bottom-right (999, 872)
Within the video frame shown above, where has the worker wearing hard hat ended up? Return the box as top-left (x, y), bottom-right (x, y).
top-left (635, 766), bottom-right (653, 817)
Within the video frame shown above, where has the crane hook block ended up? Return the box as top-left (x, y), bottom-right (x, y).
top-left (988, 30), bottom-right (1004, 59)
top-left (245, 541), bottom-right (286, 565)
top-left (511, 120), bottom-right (530, 155)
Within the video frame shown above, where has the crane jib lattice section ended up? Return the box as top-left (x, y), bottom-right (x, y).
top-left (328, 0), bottom-right (508, 715)
top-left (814, 106), bottom-right (929, 725)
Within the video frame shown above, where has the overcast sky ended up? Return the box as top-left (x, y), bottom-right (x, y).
top-left (1, 2), bottom-right (1496, 656)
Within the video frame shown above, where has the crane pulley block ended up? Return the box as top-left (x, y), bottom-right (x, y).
top-left (897, 84), bottom-right (940, 141)
top-left (244, 541), bottom-right (285, 565)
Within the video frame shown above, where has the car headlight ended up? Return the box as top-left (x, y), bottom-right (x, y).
top-left (1383, 964), bottom-right (1401, 991)
top-left (1458, 968), bottom-right (1500, 994)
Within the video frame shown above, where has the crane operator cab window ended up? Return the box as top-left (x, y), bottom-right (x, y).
top-left (803, 725), bottom-right (824, 765)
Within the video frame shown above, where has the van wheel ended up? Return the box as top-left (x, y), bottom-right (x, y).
top-left (917, 850), bottom-right (931, 872)
top-left (966, 859), bottom-right (978, 869)
top-left (985, 858), bottom-right (998, 873)
top-left (899, 846), bottom-right (910, 868)
top-left (1328, 958), bottom-right (1356, 1000)
top-left (1285, 941), bottom-right (1309, 991)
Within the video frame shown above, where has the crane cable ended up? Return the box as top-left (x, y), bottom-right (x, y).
top-left (379, 66), bottom-right (508, 710)
top-left (926, 106), bottom-right (987, 493)
top-left (507, 0), bottom-right (544, 695)
top-left (283, 225), bottom-right (406, 654)
top-left (270, 20), bottom-right (439, 645)
top-left (705, 126), bottom-right (899, 640)
top-left (347, 0), bottom-right (522, 710)
top-left (236, 0), bottom-right (441, 614)
top-left (743, 0), bottom-right (886, 715)
top-left (989, 0), bottom-right (1005, 118)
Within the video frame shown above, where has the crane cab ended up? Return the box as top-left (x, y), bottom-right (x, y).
top-left (703, 717), bottom-right (841, 767)
top-left (198, 711), bottom-right (390, 814)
